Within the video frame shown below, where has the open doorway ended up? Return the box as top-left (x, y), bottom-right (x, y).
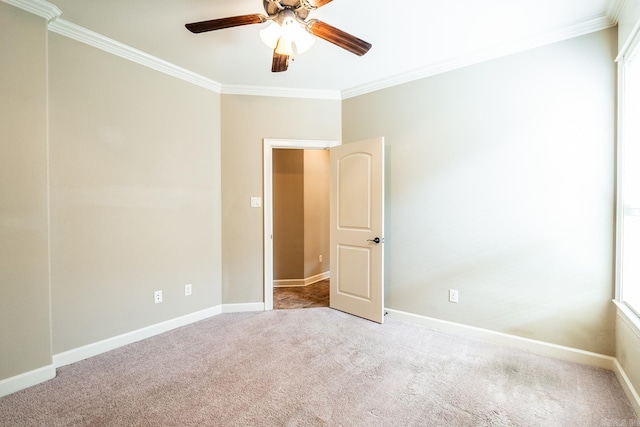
top-left (272, 148), bottom-right (330, 309)
top-left (263, 139), bottom-right (340, 311)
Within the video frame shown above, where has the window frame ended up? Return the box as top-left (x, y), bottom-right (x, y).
top-left (615, 24), bottom-right (640, 331)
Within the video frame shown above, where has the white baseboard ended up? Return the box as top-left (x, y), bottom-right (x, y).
top-left (390, 307), bottom-right (640, 415)
top-left (274, 271), bottom-right (330, 288)
top-left (0, 364), bottom-right (56, 398)
top-left (51, 303), bottom-right (263, 369)
top-left (613, 358), bottom-right (640, 417)
top-left (221, 302), bottom-right (265, 313)
top-left (53, 306), bottom-right (222, 368)
top-left (385, 308), bottom-right (616, 370)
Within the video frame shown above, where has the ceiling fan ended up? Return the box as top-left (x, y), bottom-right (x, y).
top-left (185, 0), bottom-right (372, 72)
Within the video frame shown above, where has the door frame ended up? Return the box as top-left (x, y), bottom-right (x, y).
top-left (263, 138), bottom-right (340, 311)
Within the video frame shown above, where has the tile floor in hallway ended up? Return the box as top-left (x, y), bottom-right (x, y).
top-left (273, 280), bottom-right (329, 309)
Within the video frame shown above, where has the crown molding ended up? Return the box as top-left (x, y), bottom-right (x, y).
top-left (342, 14), bottom-right (616, 100)
top-left (1, 0), bottom-right (61, 20)
top-left (221, 84), bottom-right (341, 100)
top-left (47, 19), bottom-right (222, 93)
top-left (606, 0), bottom-right (628, 24)
top-left (616, 14), bottom-right (640, 62)
top-left (45, 17), bottom-right (337, 100)
top-left (10, 0), bottom-right (618, 102)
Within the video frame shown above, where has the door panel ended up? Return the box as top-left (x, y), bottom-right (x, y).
top-left (330, 137), bottom-right (384, 323)
top-left (338, 153), bottom-right (371, 229)
top-left (336, 245), bottom-right (371, 300)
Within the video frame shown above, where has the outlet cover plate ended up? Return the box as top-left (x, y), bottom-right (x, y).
top-left (449, 289), bottom-right (459, 303)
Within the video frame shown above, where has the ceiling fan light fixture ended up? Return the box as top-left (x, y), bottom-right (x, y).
top-left (274, 36), bottom-right (294, 56)
top-left (260, 17), bottom-right (315, 56)
top-left (259, 22), bottom-right (281, 49)
top-left (280, 17), bottom-right (315, 54)
top-left (290, 22), bottom-right (315, 54)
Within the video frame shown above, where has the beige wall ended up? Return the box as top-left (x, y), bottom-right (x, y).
top-left (0, 3), bottom-right (52, 380)
top-left (48, 34), bottom-right (221, 353)
top-left (273, 149), bottom-right (304, 280)
top-left (221, 95), bottom-right (341, 303)
top-left (303, 150), bottom-right (330, 279)
top-left (343, 29), bottom-right (617, 355)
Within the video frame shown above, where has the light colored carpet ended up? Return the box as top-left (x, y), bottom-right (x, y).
top-left (0, 308), bottom-right (637, 426)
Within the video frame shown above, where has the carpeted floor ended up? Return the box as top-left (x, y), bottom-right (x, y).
top-left (0, 308), bottom-right (638, 426)
top-left (273, 279), bottom-right (329, 309)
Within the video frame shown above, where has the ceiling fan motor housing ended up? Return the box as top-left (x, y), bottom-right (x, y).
top-left (263, 0), bottom-right (310, 20)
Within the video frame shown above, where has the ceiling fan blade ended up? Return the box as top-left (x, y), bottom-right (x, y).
top-left (306, 20), bottom-right (371, 56)
top-left (185, 14), bottom-right (267, 33)
top-left (306, 0), bottom-right (333, 8)
top-left (272, 50), bottom-right (289, 72)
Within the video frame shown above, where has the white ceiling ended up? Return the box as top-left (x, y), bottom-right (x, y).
top-left (48, 0), bottom-right (618, 96)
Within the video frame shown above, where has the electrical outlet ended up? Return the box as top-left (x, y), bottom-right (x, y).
top-left (319, 255), bottom-right (323, 263)
top-left (185, 284), bottom-right (192, 296)
top-left (154, 290), bottom-right (163, 304)
top-left (449, 289), bottom-right (459, 303)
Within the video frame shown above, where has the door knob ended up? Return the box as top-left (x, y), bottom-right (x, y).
top-left (367, 237), bottom-right (381, 244)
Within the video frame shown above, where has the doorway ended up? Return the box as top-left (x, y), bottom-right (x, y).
top-left (272, 148), bottom-right (330, 309)
top-left (263, 139), bottom-right (340, 311)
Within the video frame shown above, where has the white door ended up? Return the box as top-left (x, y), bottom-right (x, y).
top-left (330, 137), bottom-right (385, 323)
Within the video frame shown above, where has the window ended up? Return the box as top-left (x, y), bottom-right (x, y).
top-left (618, 36), bottom-right (640, 316)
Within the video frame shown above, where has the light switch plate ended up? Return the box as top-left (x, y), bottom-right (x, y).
top-left (250, 197), bottom-right (262, 208)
